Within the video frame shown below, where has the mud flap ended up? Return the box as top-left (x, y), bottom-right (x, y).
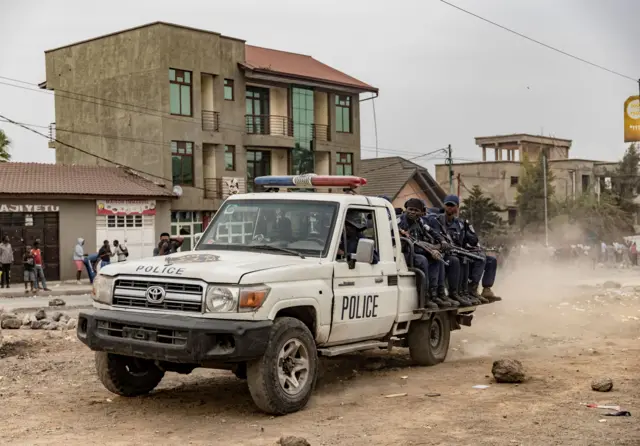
top-left (456, 313), bottom-right (473, 328)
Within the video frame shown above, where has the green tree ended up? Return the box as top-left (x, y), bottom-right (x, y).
top-left (556, 191), bottom-right (634, 243)
top-left (515, 152), bottom-right (555, 232)
top-left (611, 143), bottom-right (639, 215)
top-left (459, 185), bottom-right (505, 242)
top-left (0, 129), bottom-right (11, 162)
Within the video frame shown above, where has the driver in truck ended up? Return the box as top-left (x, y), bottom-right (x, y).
top-left (338, 211), bottom-right (379, 264)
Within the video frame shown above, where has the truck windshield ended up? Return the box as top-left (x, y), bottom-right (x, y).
top-left (196, 199), bottom-right (339, 257)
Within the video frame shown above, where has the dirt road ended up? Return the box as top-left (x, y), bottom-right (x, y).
top-left (1, 265), bottom-right (639, 445)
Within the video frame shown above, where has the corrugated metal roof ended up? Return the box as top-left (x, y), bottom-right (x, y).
top-left (0, 163), bottom-right (173, 197)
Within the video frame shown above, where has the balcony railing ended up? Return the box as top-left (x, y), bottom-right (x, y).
top-left (204, 178), bottom-right (222, 200)
top-left (202, 110), bottom-right (220, 132)
top-left (311, 123), bottom-right (330, 142)
top-left (245, 114), bottom-right (293, 137)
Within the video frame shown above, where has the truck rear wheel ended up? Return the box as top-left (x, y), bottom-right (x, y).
top-left (246, 317), bottom-right (318, 415)
top-left (95, 352), bottom-right (165, 397)
top-left (408, 312), bottom-right (451, 366)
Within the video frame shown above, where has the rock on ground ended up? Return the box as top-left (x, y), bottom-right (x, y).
top-left (49, 298), bottom-right (66, 307)
top-left (1, 318), bottom-right (22, 329)
top-left (591, 377), bottom-right (613, 392)
top-left (34, 309), bottom-right (47, 321)
top-left (278, 436), bottom-right (311, 446)
top-left (66, 318), bottom-right (77, 330)
top-left (51, 312), bottom-right (64, 322)
top-left (30, 320), bottom-right (48, 330)
top-left (603, 281), bottom-right (622, 289)
top-left (492, 359), bottom-right (526, 383)
top-left (0, 312), bottom-right (18, 323)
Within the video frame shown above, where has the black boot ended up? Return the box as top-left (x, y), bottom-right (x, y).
top-left (460, 288), bottom-right (480, 306)
top-left (450, 291), bottom-right (472, 307)
top-left (438, 287), bottom-right (459, 307)
top-left (469, 282), bottom-right (489, 304)
top-left (430, 288), bottom-right (451, 308)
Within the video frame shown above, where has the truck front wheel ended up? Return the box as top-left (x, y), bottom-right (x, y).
top-left (95, 352), bottom-right (165, 397)
top-left (408, 312), bottom-right (451, 366)
top-left (246, 317), bottom-right (318, 415)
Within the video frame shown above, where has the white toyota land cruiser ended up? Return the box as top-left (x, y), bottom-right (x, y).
top-left (77, 176), bottom-right (492, 415)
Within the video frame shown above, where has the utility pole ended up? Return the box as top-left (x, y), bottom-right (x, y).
top-left (543, 153), bottom-right (549, 247)
top-left (372, 98), bottom-right (379, 158)
top-left (447, 144), bottom-right (454, 194)
top-left (457, 173), bottom-right (461, 197)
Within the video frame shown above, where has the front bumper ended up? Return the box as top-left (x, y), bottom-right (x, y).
top-left (77, 309), bottom-right (272, 364)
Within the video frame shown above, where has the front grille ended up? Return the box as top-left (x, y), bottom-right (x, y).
top-left (112, 278), bottom-right (203, 313)
top-left (97, 320), bottom-right (188, 346)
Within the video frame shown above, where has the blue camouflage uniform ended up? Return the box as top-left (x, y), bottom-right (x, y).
top-left (397, 213), bottom-right (439, 291)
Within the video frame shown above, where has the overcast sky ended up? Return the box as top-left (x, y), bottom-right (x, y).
top-left (1, 0), bottom-right (639, 174)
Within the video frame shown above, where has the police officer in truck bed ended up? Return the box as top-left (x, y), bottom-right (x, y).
top-left (398, 198), bottom-right (457, 309)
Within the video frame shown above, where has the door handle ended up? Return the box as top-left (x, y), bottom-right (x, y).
top-left (375, 277), bottom-right (384, 283)
top-left (338, 281), bottom-right (355, 287)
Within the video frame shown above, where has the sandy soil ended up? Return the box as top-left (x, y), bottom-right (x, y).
top-left (0, 264), bottom-right (639, 446)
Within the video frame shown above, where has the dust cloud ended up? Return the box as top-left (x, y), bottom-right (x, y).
top-left (450, 244), bottom-right (639, 361)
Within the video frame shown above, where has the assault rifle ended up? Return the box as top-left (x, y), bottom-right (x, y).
top-left (429, 216), bottom-right (486, 262)
top-left (399, 227), bottom-right (448, 265)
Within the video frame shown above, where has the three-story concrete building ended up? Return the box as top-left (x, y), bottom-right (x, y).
top-left (41, 22), bottom-right (377, 250)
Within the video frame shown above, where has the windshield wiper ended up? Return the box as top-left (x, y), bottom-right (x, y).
top-left (248, 245), bottom-right (306, 259)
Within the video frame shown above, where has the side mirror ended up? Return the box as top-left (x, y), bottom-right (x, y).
top-left (348, 238), bottom-right (375, 269)
top-left (194, 232), bottom-right (203, 245)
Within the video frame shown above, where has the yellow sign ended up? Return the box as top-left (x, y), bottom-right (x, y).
top-left (624, 95), bottom-right (640, 142)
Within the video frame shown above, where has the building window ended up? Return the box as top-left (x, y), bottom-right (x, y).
top-left (335, 95), bottom-right (352, 133)
top-left (169, 69), bottom-right (192, 116)
top-left (225, 145), bottom-right (236, 171)
top-left (224, 79), bottom-right (234, 101)
top-left (510, 176), bottom-right (518, 186)
top-left (508, 208), bottom-right (517, 226)
top-left (336, 153), bottom-right (353, 176)
top-left (247, 150), bottom-right (271, 192)
top-left (171, 211), bottom-right (211, 252)
top-left (171, 141), bottom-right (194, 186)
top-left (582, 174), bottom-right (590, 193)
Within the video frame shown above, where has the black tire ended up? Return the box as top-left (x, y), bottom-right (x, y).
top-left (246, 317), bottom-right (318, 415)
top-left (407, 312), bottom-right (451, 366)
top-left (95, 352), bottom-right (165, 397)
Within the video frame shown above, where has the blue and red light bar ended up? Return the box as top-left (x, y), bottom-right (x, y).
top-left (254, 174), bottom-right (367, 189)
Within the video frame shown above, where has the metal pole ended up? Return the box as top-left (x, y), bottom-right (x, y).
top-left (372, 97), bottom-right (379, 158)
top-left (448, 144), bottom-right (454, 194)
top-left (543, 154), bottom-right (549, 246)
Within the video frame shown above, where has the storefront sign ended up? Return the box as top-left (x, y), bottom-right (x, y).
top-left (624, 96), bottom-right (640, 142)
top-left (0, 204), bottom-right (60, 212)
top-left (97, 200), bottom-right (156, 216)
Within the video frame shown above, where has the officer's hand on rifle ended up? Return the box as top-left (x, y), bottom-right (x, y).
top-left (431, 250), bottom-right (443, 261)
top-left (399, 229), bottom-right (410, 238)
top-left (440, 241), bottom-right (451, 250)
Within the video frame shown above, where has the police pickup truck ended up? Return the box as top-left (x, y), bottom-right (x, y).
top-left (78, 175), bottom-right (494, 415)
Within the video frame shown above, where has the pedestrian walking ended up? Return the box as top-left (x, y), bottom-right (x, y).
top-left (96, 240), bottom-right (112, 272)
top-left (0, 235), bottom-right (14, 288)
top-left (23, 245), bottom-right (35, 293)
top-left (31, 240), bottom-right (51, 292)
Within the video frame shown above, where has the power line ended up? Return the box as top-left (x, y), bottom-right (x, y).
top-left (0, 112), bottom-right (185, 189)
top-left (440, 0), bottom-right (639, 83)
top-left (359, 148), bottom-right (448, 175)
top-left (0, 76), bottom-right (425, 156)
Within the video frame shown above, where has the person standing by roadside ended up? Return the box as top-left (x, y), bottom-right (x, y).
top-left (112, 240), bottom-right (129, 263)
top-left (23, 245), bottom-right (35, 293)
top-left (31, 241), bottom-right (51, 292)
top-left (0, 235), bottom-right (14, 288)
top-left (73, 238), bottom-right (87, 284)
top-left (96, 240), bottom-right (113, 272)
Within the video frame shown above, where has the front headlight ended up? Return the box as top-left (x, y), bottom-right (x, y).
top-left (92, 274), bottom-right (114, 304)
top-left (205, 286), bottom-right (238, 312)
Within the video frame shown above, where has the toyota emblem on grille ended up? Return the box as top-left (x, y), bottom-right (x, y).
top-left (145, 286), bottom-right (166, 304)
